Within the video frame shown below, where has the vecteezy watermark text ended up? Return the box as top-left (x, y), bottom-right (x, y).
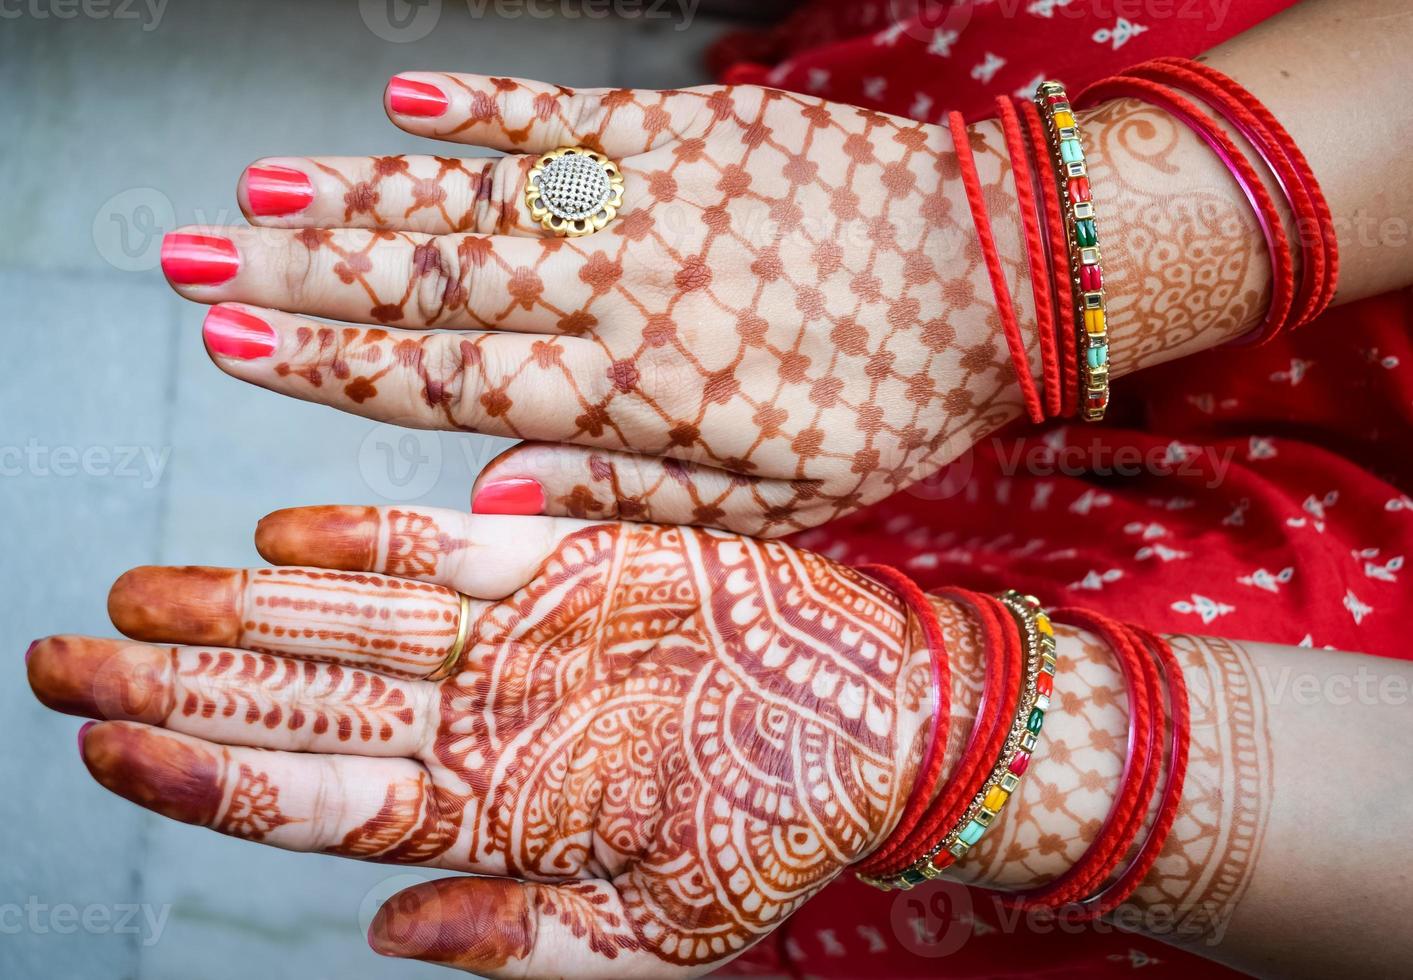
top-left (0, 898), bottom-right (171, 946)
top-left (360, 0), bottom-right (699, 43)
top-left (0, 0), bottom-right (168, 31)
top-left (0, 440), bottom-right (171, 489)
top-left (888, 880), bottom-right (1237, 960)
top-left (993, 436), bottom-right (1235, 490)
top-left (1257, 663), bottom-right (1411, 707)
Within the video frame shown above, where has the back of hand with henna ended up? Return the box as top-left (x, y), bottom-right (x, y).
top-left (168, 76), bottom-right (1037, 536)
top-left (29, 511), bottom-right (935, 976)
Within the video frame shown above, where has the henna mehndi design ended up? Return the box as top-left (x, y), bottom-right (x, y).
top-left (46, 519), bottom-right (936, 973)
top-left (33, 512), bottom-right (1288, 974)
top-left (196, 80), bottom-right (1274, 536)
top-left (431, 523), bottom-right (934, 964)
top-left (207, 78), bottom-right (1036, 536)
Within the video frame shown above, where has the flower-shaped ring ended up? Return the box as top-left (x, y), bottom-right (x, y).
top-left (524, 146), bottom-right (625, 237)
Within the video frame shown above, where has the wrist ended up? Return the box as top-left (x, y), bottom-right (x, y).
top-left (1080, 97), bottom-right (1269, 376)
top-left (869, 593), bottom-right (987, 852)
top-left (944, 619), bottom-right (1132, 892)
top-left (878, 593), bottom-right (1138, 893)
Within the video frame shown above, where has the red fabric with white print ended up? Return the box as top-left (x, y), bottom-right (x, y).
top-left (711, 0), bottom-right (1299, 124)
top-left (711, 1), bottom-right (1413, 976)
top-left (802, 292), bottom-right (1413, 653)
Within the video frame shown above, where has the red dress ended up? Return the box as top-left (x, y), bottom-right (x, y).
top-left (710, 1), bottom-right (1413, 975)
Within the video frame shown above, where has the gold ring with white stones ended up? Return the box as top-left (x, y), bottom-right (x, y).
top-left (525, 146), bottom-right (624, 237)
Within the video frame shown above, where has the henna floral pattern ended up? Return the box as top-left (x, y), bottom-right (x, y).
top-left (430, 523), bottom-right (933, 964)
top-left (1086, 97), bottom-right (1267, 373)
top-left (218, 764), bottom-right (298, 840)
top-left (36, 517), bottom-right (935, 974)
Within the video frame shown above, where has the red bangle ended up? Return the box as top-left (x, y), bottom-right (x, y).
top-left (917, 591), bottom-right (1024, 861)
top-left (1079, 627), bottom-right (1191, 918)
top-left (1134, 57), bottom-right (1338, 337)
top-left (989, 612), bottom-right (1190, 920)
top-left (1019, 97), bottom-right (1077, 417)
top-left (998, 610), bottom-right (1160, 911)
top-left (856, 588), bottom-right (1022, 878)
top-left (855, 564), bottom-right (951, 869)
top-left (997, 96), bottom-right (1061, 421)
top-left (949, 110), bottom-right (1046, 425)
top-left (1078, 76), bottom-right (1295, 350)
top-left (1083, 58), bottom-right (1339, 345)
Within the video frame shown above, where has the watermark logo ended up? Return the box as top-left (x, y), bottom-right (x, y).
top-left (92, 187), bottom-right (175, 273)
top-left (360, 0), bottom-right (442, 42)
top-left (358, 873), bottom-right (437, 937)
top-left (358, 424), bottom-right (444, 501)
top-left (890, 878), bottom-right (974, 958)
top-left (905, 447), bottom-right (977, 502)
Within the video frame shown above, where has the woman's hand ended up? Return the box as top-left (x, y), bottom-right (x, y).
top-left (165, 74), bottom-right (1022, 536)
top-left (28, 510), bottom-right (933, 976)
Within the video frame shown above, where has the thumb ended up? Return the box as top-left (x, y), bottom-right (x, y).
top-left (470, 441), bottom-right (812, 538)
top-left (368, 875), bottom-right (695, 978)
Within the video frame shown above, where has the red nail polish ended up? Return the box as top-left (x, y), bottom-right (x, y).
top-left (161, 233), bottom-right (239, 285)
top-left (472, 478), bottom-right (544, 516)
top-left (204, 306), bottom-right (277, 360)
top-left (77, 721), bottom-right (96, 755)
top-left (388, 76), bottom-right (448, 117)
top-left (25, 639), bottom-right (38, 664)
top-left (245, 165), bottom-right (314, 217)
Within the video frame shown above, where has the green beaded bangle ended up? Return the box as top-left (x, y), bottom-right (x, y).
top-left (1036, 80), bottom-right (1111, 422)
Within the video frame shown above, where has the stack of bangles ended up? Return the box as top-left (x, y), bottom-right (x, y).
top-left (949, 57), bottom-right (1337, 426)
top-left (853, 570), bottom-right (1192, 920)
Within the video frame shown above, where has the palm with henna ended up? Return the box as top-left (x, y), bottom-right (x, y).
top-left (27, 509), bottom-right (933, 976)
top-left (166, 74), bottom-right (1028, 536)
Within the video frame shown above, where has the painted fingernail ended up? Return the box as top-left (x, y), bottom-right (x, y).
top-left (77, 721), bottom-right (96, 755)
top-left (245, 165), bottom-right (314, 217)
top-left (161, 233), bottom-right (239, 286)
top-left (204, 306), bottom-right (277, 360)
top-left (387, 76), bottom-right (448, 117)
top-left (25, 639), bottom-right (38, 664)
top-left (472, 478), bottom-right (544, 516)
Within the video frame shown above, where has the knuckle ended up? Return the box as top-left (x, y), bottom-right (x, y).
top-left (411, 236), bottom-right (470, 325)
top-left (448, 336), bottom-right (496, 430)
top-left (484, 157), bottom-right (529, 234)
top-left (308, 754), bottom-right (348, 843)
top-left (615, 350), bottom-right (700, 441)
top-left (562, 92), bottom-right (605, 145)
top-left (277, 230), bottom-right (319, 302)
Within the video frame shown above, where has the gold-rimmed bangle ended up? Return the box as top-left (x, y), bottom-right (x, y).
top-left (1035, 80), bottom-right (1110, 422)
top-left (426, 593), bottom-right (472, 682)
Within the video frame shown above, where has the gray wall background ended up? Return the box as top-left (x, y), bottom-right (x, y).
top-left (0, 2), bottom-right (732, 976)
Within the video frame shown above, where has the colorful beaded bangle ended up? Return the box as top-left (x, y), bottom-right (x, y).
top-left (857, 591), bottom-right (1053, 890)
top-left (1035, 81), bottom-right (1110, 422)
